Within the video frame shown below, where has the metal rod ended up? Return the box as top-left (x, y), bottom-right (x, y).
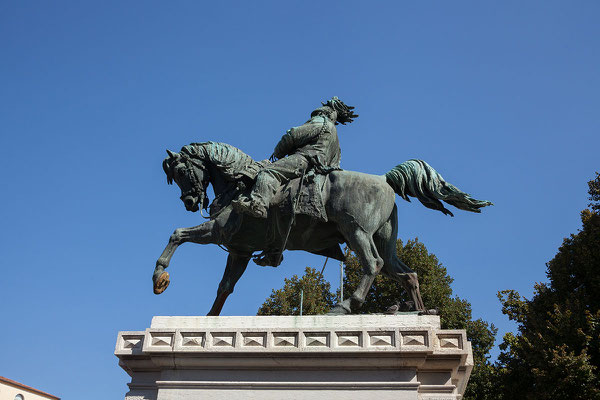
top-left (340, 261), bottom-right (344, 303)
top-left (299, 289), bottom-right (304, 316)
top-left (320, 257), bottom-right (328, 276)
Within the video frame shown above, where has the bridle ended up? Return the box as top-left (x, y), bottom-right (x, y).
top-left (178, 155), bottom-right (209, 206)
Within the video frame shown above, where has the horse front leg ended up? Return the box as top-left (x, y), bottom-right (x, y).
top-left (207, 253), bottom-right (251, 316)
top-left (153, 220), bottom-right (218, 294)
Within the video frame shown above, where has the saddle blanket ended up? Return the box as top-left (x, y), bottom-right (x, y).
top-left (278, 170), bottom-right (328, 222)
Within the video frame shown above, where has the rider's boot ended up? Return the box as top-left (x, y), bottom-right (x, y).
top-left (231, 194), bottom-right (266, 218)
top-left (231, 172), bottom-right (277, 218)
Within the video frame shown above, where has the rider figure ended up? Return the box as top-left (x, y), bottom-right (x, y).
top-left (233, 97), bottom-right (358, 218)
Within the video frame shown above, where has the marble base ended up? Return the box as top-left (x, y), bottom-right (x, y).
top-left (115, 315), bottom-right (472, 400)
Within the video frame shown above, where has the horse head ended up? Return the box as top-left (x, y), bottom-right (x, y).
top-left (162, 149), bottom-right (210, 212)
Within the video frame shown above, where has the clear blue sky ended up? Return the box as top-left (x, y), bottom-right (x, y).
top-left (1, 1), bottom-right (598, 398)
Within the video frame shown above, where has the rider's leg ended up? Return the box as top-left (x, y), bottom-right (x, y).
top-left (231, 171), bottom-right (279, 218)
top-left (247, 170), bottom-right (281, 217)
top-left (234, 155), bottom-right (309, 218)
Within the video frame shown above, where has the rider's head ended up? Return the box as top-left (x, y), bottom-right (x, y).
top-left (311, 96), bottom-right (358, 125)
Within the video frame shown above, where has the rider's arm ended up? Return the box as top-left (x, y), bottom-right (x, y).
top-left (273, 120), bottom-right (322, 158)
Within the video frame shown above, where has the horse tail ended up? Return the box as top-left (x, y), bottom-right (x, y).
top-left (384, 160), bottom-right (493, 217)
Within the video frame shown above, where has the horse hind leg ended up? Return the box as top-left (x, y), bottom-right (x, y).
top-left (330, 228), bottom-right (384, 314)
top-left (383, 258), bottom-right (425, 312)
top-left (376, 207), bottom-right (426, 312)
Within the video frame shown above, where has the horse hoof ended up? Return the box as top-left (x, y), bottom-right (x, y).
top-left (153, 271), bottom-right (170, 294)
top-left (327, 303), bottom-right (351, 315)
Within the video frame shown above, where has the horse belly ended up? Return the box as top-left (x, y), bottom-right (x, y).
top-left (286, 217), bottom-right (343, 251)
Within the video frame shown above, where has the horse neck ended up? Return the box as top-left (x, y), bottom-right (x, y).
top-left (205, 162), bottom-right (231, 197)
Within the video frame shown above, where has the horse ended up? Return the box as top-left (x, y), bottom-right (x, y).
top-left (154, 141), bottom-right (492, 316)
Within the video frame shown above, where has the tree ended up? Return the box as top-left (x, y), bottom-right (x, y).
top-left (588, 172), bottom-right (600, 213)
top-left (257, 267), bottom-right (336, 315)
top-left (343, 238), bottom-right (498, 400)
top-left (495, 173), bottom-right (600, 399)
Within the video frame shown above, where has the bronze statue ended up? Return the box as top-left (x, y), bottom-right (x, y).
top-left (154, 97), bottom-right (492, 315)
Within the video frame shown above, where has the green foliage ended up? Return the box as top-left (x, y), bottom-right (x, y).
top-left (257, 267), bottom-right (336, 315)
top-left (343, 238), bottom-right (498, 400)
top-left (588, 172), bottom-right (600, 212)
top-left (495, 174), bottom-right (600, 399)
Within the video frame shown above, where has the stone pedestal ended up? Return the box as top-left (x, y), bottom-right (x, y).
top-left (115, 315), bottom-right (472, 400)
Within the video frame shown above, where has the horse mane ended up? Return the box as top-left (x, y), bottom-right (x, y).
top-left (181, 141), bottom-right (261, 181)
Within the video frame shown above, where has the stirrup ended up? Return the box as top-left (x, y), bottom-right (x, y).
top-left (253, 251), bottom-right (283, 267)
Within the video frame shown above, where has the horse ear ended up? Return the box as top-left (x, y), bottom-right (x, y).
top-left (162, 157), bottom-right (173, 185)
top-left (166, 149), bottom-right (177, 159)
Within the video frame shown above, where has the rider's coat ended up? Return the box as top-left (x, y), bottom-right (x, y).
top-left (272, 114), bottom-right (341, 173)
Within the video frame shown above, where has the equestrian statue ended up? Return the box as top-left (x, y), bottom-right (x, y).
top-left (154, 97), bottom-right (492, 316)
